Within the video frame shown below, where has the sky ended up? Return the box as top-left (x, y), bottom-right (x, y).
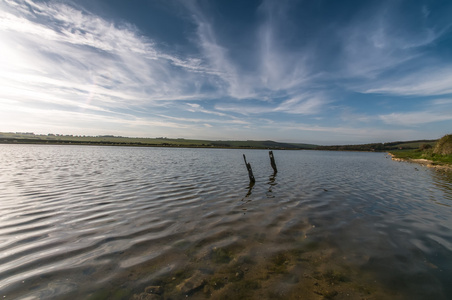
top-left (1, 0), bottom-right (452, 145)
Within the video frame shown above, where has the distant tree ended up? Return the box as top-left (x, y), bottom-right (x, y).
top-left (419, 143), bottom-right (432, 151)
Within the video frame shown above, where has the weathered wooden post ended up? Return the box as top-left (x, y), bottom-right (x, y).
top-left (243, 154), bottom-right (256, 183)
top-left (269, 151), bottom-right (277, 173)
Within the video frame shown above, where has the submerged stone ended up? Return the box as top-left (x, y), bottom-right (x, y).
top-left (176, 270), bottom-right (208, 295)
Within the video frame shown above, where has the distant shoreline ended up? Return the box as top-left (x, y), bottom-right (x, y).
top-left (0, 132), bottom-right (320, 150)
top-left (0, 132), bottom-right (440, 152)
top-left (0, 137), bottom-right (311, 150)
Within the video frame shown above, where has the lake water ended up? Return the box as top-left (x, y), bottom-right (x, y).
top-left (0, 145), bottom-right (451, 299)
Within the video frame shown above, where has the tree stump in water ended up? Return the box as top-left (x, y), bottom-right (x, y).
top-left (269, 151), bottom-right (277, 174)
top-left (243, 154), bottom-right (256, 183)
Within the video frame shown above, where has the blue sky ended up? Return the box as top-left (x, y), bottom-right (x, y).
top-left (1, 0), bottom-right (451, 144)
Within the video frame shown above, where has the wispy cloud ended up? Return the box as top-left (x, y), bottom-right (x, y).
top-left (379, 110), bottom-right (452, 126)
top-left (362, 67), bottom-right (452, 96)
top-left (215, 92), bottom-right (327, 116)
top-left (214, 103), bottom-right (274, 115)
top-left (431, 98), bottom-right (452, 105)
top-left (275, 93), bottom-right (328, 115)
top-left (333, 1), bottom-right (452, 103)
top-left (155, 112), bottom-right (249, 127)
top-left (0, 101), bottom-right (189, 137)
top-left (257, 0), bottom-right (312, 92)
top-left (377, 97), bottom-right (452, 126)
top-left (337, 2), bottom-right (446, 79)
top-left (253, 120), bottom-right (420, 144)
top-left (0, 0), bottom-right (217, 111)
top-left (185, 103), bottom-right (228, 117)
top-left (184, 1), bottom-right (256, 99)
top-left (185, 0), bottom-right (321, 101)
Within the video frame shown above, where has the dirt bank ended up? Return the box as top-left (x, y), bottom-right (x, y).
top-left (388, 153), bottom-right (452, 172)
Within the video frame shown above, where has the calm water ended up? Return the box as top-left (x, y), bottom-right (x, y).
top-left (0, 145), bottom-right (451, 299)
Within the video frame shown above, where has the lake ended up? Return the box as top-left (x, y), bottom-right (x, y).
top-left (0, 145), bottom-right (451, 299)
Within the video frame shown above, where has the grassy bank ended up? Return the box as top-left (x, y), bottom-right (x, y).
top-left (389, 134), bottom-right (452, 167)
top-left (389, 149), bottom-right (452, 165)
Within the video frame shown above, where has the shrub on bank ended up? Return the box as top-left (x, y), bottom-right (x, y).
top-left (433, 134), bottom-right (452, 155)
top-left (419, 143), bottom-right (432, 151)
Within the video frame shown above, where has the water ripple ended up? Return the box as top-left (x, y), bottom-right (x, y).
top-left (0, 146), bottom-right (452, 299)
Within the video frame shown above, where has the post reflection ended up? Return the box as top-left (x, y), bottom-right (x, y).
top-left (266, 172), bottom-right (277, 198)
top-left (241, 181), bottom-right (255, 203)
top-left (240, 171), bottom-right (278, 214)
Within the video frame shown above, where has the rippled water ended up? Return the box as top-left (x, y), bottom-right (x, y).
top-left (1, 145), bottom-right (451, 299)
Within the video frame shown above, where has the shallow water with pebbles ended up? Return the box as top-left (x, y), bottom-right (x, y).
top-left (0, 145), bottom-right (451, 299)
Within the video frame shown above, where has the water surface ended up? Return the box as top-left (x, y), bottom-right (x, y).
top-left (0, 145), bottom-right (451, 299)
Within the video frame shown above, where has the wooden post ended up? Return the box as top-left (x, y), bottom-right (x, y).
top-left (269, 151), bottom-right (277, 173)
top-left (243, 154), bottom-right (256, 183)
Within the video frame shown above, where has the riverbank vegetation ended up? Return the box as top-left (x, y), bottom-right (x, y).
top-left (389, 134), bottom-right (452, 166)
